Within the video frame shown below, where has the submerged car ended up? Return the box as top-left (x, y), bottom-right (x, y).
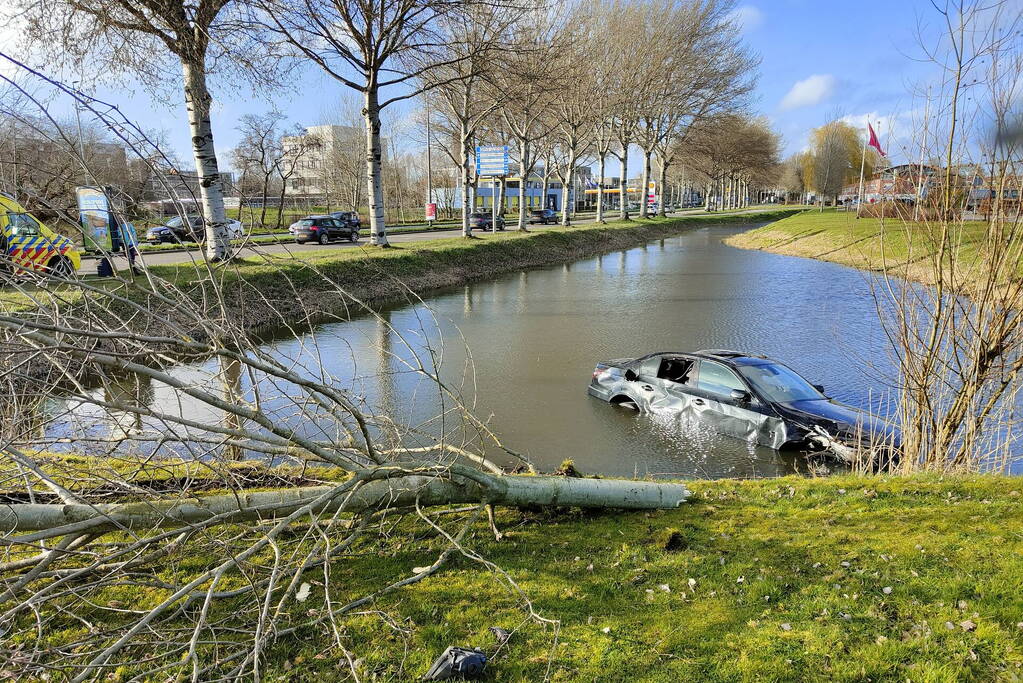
top-left (588, 349), bottom-right (899, 463)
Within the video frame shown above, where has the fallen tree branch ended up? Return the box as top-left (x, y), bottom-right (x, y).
top-left (2, 470), bottom-right (690, 535)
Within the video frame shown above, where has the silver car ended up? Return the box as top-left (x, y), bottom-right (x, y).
top-left (588, 349), bottom-right (900, 464)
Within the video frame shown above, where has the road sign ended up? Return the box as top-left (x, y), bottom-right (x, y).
top-left (475, 145), bottom-right (509, 177)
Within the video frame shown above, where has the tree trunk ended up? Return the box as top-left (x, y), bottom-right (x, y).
top-left (517, 139), bottom-right (529, 231)
top-left (181, 57), bottom-right (229, 261)
top-left (561, 147), bottom-right (576, 226)
top-left (656, 155), bottom-right (668, 218)
top-left (618, 140), bottom-right (630, 220)
top-left (460, 121), bottom-right (472, 238)
top-left (596, 154), bottom-right (606, 223)
top-left (363, 87), bottom-right (388, 246)
top-left (3, 473), bottom-right (690, 533)
top-left (640, 148), bottom-right (651, 219)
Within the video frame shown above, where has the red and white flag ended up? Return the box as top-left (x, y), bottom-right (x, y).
top-left (867, 123), bottom-right (886, 157)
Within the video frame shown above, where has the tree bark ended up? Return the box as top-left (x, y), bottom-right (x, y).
top-left (656, 154), bottom-right (668, 218)
top-left (363, 87), bottom-right (388, 246)
top-left (3, 473), bottom-right (691, 534)
top-left (516, 138), bottom-right (529, 231)
top-left (596, 154), bottom-right (606, 223)
top-left (561, 147), bottom-right (576, 226)
top-left (181, 57), bottom-right (229, 261)
top-left (618, 139), bottom-right (630, 220)
top-left (640, 148), bottom-right (651, 219)
top-left (460, 120), bottom-right (472, 238)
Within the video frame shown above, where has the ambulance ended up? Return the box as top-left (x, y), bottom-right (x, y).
top-left (0, 193), bottom-right (81, 276)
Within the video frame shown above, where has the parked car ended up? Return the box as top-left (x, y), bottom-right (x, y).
top-left (528, 208), bottom-right (558, 225)
top-left (588, 349), bottom-right (900, 465)
top-left (0, 192), bottom-right (81, 276)
top-left (146, 215), bottom-right (243, 244)
top-left (468, 212), bottom-right (505, 231)
top-left (329, 211), bottom-right (362, 233)
top-left (292, 215), bottom-right (360, 244)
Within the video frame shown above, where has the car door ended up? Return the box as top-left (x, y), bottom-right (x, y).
top-left (628, 355), bottom-right (677, 411)
top-left (690, 360), bottom-right (773, 443)
top-left (5, 212), bottom-right (44, 270)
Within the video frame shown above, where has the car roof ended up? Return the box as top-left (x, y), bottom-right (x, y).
top-left (303, 215), bottom-right (332, 219)
top-left (634, 349), bottom-right (773, 366)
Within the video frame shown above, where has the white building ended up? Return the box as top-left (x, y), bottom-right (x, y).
top-left (281, 124), bottom-right (382, 200)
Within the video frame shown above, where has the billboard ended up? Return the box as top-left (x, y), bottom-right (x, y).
top-left (76, 186), bottom-right (114, 252)
top-left (425, 202), bottom-right (437, 221)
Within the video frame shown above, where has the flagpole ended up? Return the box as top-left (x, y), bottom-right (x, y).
top-left (856, 127), bottom-right (868, 218)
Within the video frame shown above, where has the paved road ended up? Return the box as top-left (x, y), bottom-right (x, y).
top-left (104, 207), bottom-right (774, 271)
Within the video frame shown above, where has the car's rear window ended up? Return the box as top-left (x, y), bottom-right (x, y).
top-left (297, 219), bottom-right (316, 226)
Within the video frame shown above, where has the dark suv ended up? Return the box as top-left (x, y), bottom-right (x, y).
top-left (528, 208), bottom-right (557, 224)
top-left (329, 211), bottom-right (361, 232)
top-left (468, 212), bottom-right (505, 231)
top-left (293, 215), bottom-right (359, 244)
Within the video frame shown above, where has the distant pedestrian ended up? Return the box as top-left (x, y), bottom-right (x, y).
top-left (119, 220), bottom-right (141, 275)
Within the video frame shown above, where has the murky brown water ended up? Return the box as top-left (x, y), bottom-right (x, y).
top-left (49, 223), bottom-right (910, 478)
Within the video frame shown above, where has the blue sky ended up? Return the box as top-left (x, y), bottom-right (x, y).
top-left (67, 0), bottom-right (956, 173)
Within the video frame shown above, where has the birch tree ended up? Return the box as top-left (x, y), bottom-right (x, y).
top-left (261, 0), bottom-right (508, 246)
top-left (422, 5), bottom-right (514, 237)
top-left (498, 9), bottom-right (563, 231)
top-left (16, 0), bottom-right (277, 261)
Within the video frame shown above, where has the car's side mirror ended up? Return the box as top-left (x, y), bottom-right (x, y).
top-left (813, 384), bottom-right (825, 394)
top-left (730, 389), bottom-right (752, 404)
top-left (624, 369), bottom-right (639, 382)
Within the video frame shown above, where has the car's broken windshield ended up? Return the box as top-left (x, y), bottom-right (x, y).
top-left (738, 363), bottom-right (823, 403)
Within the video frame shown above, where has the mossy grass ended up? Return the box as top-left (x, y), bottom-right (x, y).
top-left (6, 454), bottom-right (1022, 681)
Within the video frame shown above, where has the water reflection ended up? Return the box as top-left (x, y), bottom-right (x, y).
top-left (44, 223), bottom-right (937, 478)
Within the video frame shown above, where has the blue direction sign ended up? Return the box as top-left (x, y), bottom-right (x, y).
top-left (475, 145), bottom-right (509, 176)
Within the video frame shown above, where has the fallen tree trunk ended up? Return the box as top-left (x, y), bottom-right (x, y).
top-left (2, 472), bottom-right (690, 534)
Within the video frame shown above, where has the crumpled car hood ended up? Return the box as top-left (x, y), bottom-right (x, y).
top-left (776, 399), bottom-right (899, 444)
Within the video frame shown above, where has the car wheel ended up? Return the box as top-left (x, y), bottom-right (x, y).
top-left (46, 255), bottom-right (73, 279)
top-left (319, 232), bottom-right (330, 245)
top-left (349, 232), bottom-right (359, 242)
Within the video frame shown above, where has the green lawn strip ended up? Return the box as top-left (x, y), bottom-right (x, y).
top-left (727, 210), bottom-right (1004, 288)
top-left (5, 466), bottom-right (1021, 681)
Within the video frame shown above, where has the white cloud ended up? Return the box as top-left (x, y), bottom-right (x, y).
top-left (727, 5), bottom-right (764, 33)
top-left (779, 74), bottom-right (837, 111)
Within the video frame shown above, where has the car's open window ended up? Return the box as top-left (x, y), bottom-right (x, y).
top-left (656, 357), bottom-right (695, 385)
top-left (696, 360), bottom-right (747, 398)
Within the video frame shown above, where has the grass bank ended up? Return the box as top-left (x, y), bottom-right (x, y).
top-left (5, 455), bottom-right (1022, 681)
top-left (147, 208), bottom-right (801, 334)
top-left (725, 208), bottom-right (1014, 288)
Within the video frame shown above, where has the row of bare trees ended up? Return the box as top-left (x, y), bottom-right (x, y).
top-left (422, 0), bottom-right (768, 236)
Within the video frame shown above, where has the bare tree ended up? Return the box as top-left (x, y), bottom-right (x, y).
top-left (14, 0), bottom-right (282, 260)
top-left (261, 0), bottom-right (508, 246)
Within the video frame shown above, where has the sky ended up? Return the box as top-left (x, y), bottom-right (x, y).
top-left (0, 1), bottom-right (983, 173)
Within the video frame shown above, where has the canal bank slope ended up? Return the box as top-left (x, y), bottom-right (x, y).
top-left (725, 208), bottom-right (1014, 289)
top-left (149, 208), bottom-right (802, 335)
top-left (10, 455), bottom-right (1022, 681)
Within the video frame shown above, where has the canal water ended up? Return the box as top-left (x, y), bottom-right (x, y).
top-left (49, 223), bottom-right (909, 479)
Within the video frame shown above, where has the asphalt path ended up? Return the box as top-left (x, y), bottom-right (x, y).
top-left (100, 207), bottom-right (772, 270)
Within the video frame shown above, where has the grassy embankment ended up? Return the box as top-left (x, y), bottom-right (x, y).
top-left (138, 207), bottom-right (802, 332)
top-left (725, 208), bottom-right (1018, 288)
top-left (5, 454), bottom-right (1022, 681)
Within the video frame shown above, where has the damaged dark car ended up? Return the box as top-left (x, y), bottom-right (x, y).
top-left (588, 349), bottom-right (900, 465)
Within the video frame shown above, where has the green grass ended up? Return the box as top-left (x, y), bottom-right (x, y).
top-left (5, 458), bottom-right (1022, 681)
top-left (726, 208), bottom-right (1003, 287)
